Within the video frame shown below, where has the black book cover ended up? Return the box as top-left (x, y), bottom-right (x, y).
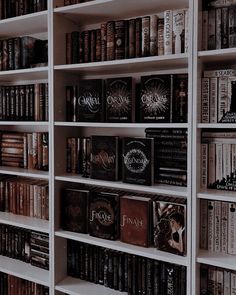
top-left (90, 135), bottom-right (119, 181)
top-left (173, 74), bottom-right (188, 123)
top-left (88, 191), bottom-right (120, 240)
top-left (139, 74), bottom-right (172, 122)
top-left (21, 36), bottom-right (37, 69)
top-left (61, 188), bottom-right (89, 233)
top-left (77, 79), bottom-right (104, 122)
top-left (122, 137), bottom-right (154, 186)
top-left (105, 77), bottom-right (134, 122)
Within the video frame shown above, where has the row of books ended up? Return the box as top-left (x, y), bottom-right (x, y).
top-left (67, 130), bottom-right (187, 187)
top-left (66, 74), bottom-right (188, 123)
top-left (0, 225), bottom-right (49, 270)
top-left (0, 36), bottom-right (48, 71)
top-left (62, 187), bottom-right (187, 256)
top-left (200, 264), bottom-right (236, 295)
top-left (0, 83), bottom-right (48, 121)
top-left (0, 132), bottom-right (49, 171)
top-left (200, 200), bottom-right (236, 255)
top-left (66, 10), bottom-right (189, 64)
top-left (201, 131), bottom-right (236, 191)
top-left (67, 240), bottom-right (187, 295)
top-left (64, 0), bottom-right (93, 5)
top-left (202, 4), bottom-right (236, 50)
top-left (0, 175), bottom-right (49, 220)
top-left (0, 272), bottom-right (49, 295)
top-left (201, 69), bottom-right (236, 123)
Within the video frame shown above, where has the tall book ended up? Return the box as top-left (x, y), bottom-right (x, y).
top-left (153, 199), bottom-right (187, 256)
top-left (89, 191), bottom-right (119, 240)
top-left (61, 188), bottom-right (89, 233)
top-left (120, 195), bottom-right (153, 247)
top-left (77, 79), bottom-right (104, 122)
top-left (90, 135), bottom-right (119, 181)
top-left (172, 10), bottom-right (185, 54)
top-left (105, 77), bottom-right (134, 122)
top-left (122, 137), bottom-right (154, 186)
top-left (139, 74), bottom-right (172, 122)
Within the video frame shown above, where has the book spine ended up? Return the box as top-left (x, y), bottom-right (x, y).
top-left (208, 9), bottom-right (216, 50)
top-left (228, 202), bottom-right (236, 254)
top-left (208, 201), bottom-right (215, 251)
top-left (115, 20), bottom-right (126, 60)
top-left (217, 269), bottom-right (224, 295)
top-left (135, 18), bottom-right (142, 58)
top-left (214, 200), bottom-right (221, 252)
top-left (202, 11), bottom-right (208, 51)
top-left (218, 77), bottom-right (228, 121)
top-left (101, 23), bottom-right (107, 61)
top-left (90, 30), bottom-right (96, 63)
top-left (223, 143), bottom-right (231, 180)
top-left (157, 18), bottom-right (164, 55)
top-left (215, 143), bottom-right (223, 182)
top-left (232, 144), bottom-right (236, 174)
top-left (215, 8), bottom-right (222, 49)
top-left (200, 199), bottom-right (208, 249)
top-left (83, 30), bottom-right (90, 63)
top-left (141, 16), bottom-right (150, 57)
top-left (204, 68), bottom-right (236, 77)
top-left (172, 10), bottom-right (185, 54)
top-left (95, 29), bottom-right (101, 62)
top-left (221, 201), bottom-right (228, 253)
top-left (224, 270), bottom-right (231, 295)
top-left (231, 272), bottom-right (236, 294)
top-left (164, 10), bottom-right (173, 55)
top-left (106, 21), bottom-right (115, 61)
top-left (209, 77), bottom-right (218, 123)
top-left (222, 7), bottom-right (229, 48)
top-left (201, 78), bottom-right (210, 123)
top-left (229, 6), bottom-right (236, 47)
top-left (150, 15), bottom-right (158, 56)
top-left (184, 9), bottom-right (189, 53)
top-left (208, 143), bottom-right (216, 186)
top-left (128, 18), bottom-right (136, 58)
top-left (201, 143), bottom-right (208, 189)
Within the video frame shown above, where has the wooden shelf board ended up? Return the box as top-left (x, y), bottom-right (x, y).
top-left (55, 174), bottom-right (188, 197)
top-left (0, 11), bottom-right (48, 37)
top-left (55, 230), bottom-right (188, 266)
top-left (197, 250), bottom-right (236, 271)
top-left (0, 212), bottom-right (49, 233)
top-left (0, 67), bottom-right (48, 82)
top-left (0, 166), bottom-right (49, 179)
top-left (198, 48), bottom-right (236, 64)
top-left (198, 123), bottom-right (236, 129)
top-left (56, 276), bottom-right (125, 295)
top-left (54, 54), bottom-right (188, 75)
top-left (55, 122), bottom-right (189, 128)
top-left (54, 0), bottom-right (188, 26)
top-left (198, 189), bottom-right (236, 202)
top-left (0, 255), bottom-right (49, 286)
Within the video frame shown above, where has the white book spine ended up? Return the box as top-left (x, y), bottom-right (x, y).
top-left (172, 10), bottom-right (185, 54)
top-left (224, 270), bottom-right (231, 295)
top-left (231, 272), bottom-right (236, 295)
top-left (218, 77), bottom-right (228, 121)
top-left (223, 143), bottom-right (232, 180)
top-left (200, 199), bottom-right (208, 249)
top-left (184, 9), bottom-right (189, 53)
top-left (214, 201), bottom-right (222, 252)
top-left (204, 69), bottom-right (236, 78)
top-left (228, 202), bottom-right (236, 254)
top-left (201, 78), bottom-right (210, 123)
top-left (208, 143), bottom-right (216, 186)
top-left (208, 201), bottom-right (215, 251)
top-left (210, 77), bottom-right (218, 123)
top-left (209, 0), bottom-right (236, 7)
top-left (221, 201), bottom-right (228, 253)
top-left (201, 143), bottom-right (208, 188)
top-left (232, 144), bottom-right (236, 174)
top-left (164, 10), bottom-right (173, 55)
top-left (215, 143), bottom-right (223, 182)
top-left (202, 11), bottom-right (208, 51)
top-left (216, 8), bottom-right (222, 49)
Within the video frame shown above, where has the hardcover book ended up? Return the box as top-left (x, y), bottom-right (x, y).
top-left (122, 137), bottom-right (154, 186)
top-left (90, 135), bottom-right (119, 181)
top-left (120, 195), bottom-right (152, 247)
top-left (139, 75), bottom-right (172, 122)
top-left (61, 188), bottom-right (89, 233)
top-left (88, 191), bottom-right (120, 240)
top-left (173, 74), bottom-right (188, 123)
top-left (77, 79), bottom-right (104, 122)
top-left (153, 199), bottom-right (187, 256)
top-left (105, 77), bottom-right (134, 122)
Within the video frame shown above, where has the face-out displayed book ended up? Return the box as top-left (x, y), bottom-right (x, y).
top-left (105, 76), bottom-right (135, 122)
top-left (120, 195), bottom-right (153, 247)
top-left (122, 137), bottom-right (154, 186)
top-left (90, 135), bottom-right (119, 181)
top-left (153, 198), bottom-right (187, 256)
top-left (60, 188), bottom-right (89, 233)
top-left (88, 191), bottom-right (120, 240)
